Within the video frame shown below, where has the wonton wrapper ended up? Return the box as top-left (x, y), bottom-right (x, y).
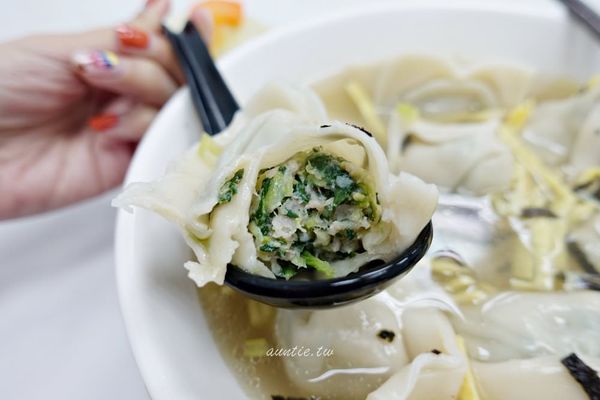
top-left (389, 115), bottom-right (514, 195)
top-left (454, 291), bottom-right (600, 362)
top-left (523, 85), bottom-right (600, 174)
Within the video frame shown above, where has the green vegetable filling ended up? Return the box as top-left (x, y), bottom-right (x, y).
top-left (218, 169), bottom-right (244, 205)
top-left (248, 147), bottom-right (381, 279)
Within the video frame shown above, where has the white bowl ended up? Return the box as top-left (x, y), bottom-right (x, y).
top-left (115, 1), bottom-right (600, 398)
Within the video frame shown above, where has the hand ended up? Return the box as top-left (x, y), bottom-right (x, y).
top-left (0, 0), bottom-right (212, 219)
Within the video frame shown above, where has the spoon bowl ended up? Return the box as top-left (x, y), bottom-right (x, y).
top-left (225, 221), bottom-right (433, 308)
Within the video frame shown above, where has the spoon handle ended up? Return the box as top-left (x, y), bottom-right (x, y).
top-left (163, 22), bottom-right (239, 135)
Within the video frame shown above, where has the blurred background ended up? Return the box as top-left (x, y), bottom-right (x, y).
top-left (0, 0), bottom-right (599, 399)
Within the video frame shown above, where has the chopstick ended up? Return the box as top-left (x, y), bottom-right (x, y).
top-left (162, 22), bottom-right (239, 136)
top-left (181, 22), bottom-right (239, 128)
top-left (163, 26), bottom-right (215, 134)
top-left (558, 0), bottom-right (600, 41)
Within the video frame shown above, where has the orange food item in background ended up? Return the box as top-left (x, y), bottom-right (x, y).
top-left (193, 1), bottom-right (243, 27)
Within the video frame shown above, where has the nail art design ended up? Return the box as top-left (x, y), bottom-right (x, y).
top-left (73, 50), bottom-right (120, 74)
top-left (116, 25), bottom-right (150, 49)
top-left (88, 114), bottom-right (119, 132)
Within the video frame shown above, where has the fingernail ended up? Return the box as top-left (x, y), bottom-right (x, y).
top-left (72, 50), bottom-right (122, 77)
top-left (88, 114), bottom-right (119, 132)
top-left (145, 0), bottom-right (156, 7)
top-left (116, 25), bottom-right (150, 49)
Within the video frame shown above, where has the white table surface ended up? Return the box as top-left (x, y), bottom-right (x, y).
top-left (1, 0), bottom-right (599, 399)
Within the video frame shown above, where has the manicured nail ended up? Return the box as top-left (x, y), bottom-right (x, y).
top-left (88, 114), bottom-right (119, 132)
top-left (145, 0), bottom-right (157, 7)
top-left (116, 25), bottom-right (150, 49)
top-left (72, 50), bottom-right (121, 77)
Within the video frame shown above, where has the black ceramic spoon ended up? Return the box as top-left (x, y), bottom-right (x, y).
top-left (163, 22), bottom-right (433, 309)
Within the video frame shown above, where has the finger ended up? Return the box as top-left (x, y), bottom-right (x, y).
top-left (87, 97), bottom-right (158, 141)
top-left (131, 0), bottom-right (170, 32)
top-left (43, 0), bottom-right (169, 55)
top-left (43, 28), bottom-right (117, 55)
top-left (115, 25), bottom-right (184, 84)
top-left (72, 50), bottom-right (177, 106)
top-left (113, 5), bottom-right (214, 86)
top-left (189, 7), bottom-right (214, 45)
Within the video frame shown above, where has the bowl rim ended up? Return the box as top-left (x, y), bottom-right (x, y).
top-left (215, 0), bottom-right (567, 75)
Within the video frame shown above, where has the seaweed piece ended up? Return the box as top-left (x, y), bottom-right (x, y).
top-left (401, 133), bottom-right (418, 151)
top-left (561, 353), bottom-right (600, 400)
top-left (377, 329), bottom-right (395, 343)
top-left (431, 349), bottom-right (442, 355)
top-left (567, 241), bottom-right (599, 275)
top-left (520, 207), bottom-right (558, 219)
top-left (557, 271), bottom-right (600, 291)
top-left (320, 124), bottom-right (331, 128)
top-left (346, 123), bottom-right (373, 137)
top-left (574, 181), bottom-right (594, 191)
top-left (574, 176), bottom-right (600, 200)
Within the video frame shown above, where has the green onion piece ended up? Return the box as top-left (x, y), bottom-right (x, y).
top-left (301, 251), bottom-right (334, 278)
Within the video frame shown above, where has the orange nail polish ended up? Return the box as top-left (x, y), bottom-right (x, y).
top-left (88, 114), bottom-right (119, 132)
top-left (116, 25), bottom-right (149, 49)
